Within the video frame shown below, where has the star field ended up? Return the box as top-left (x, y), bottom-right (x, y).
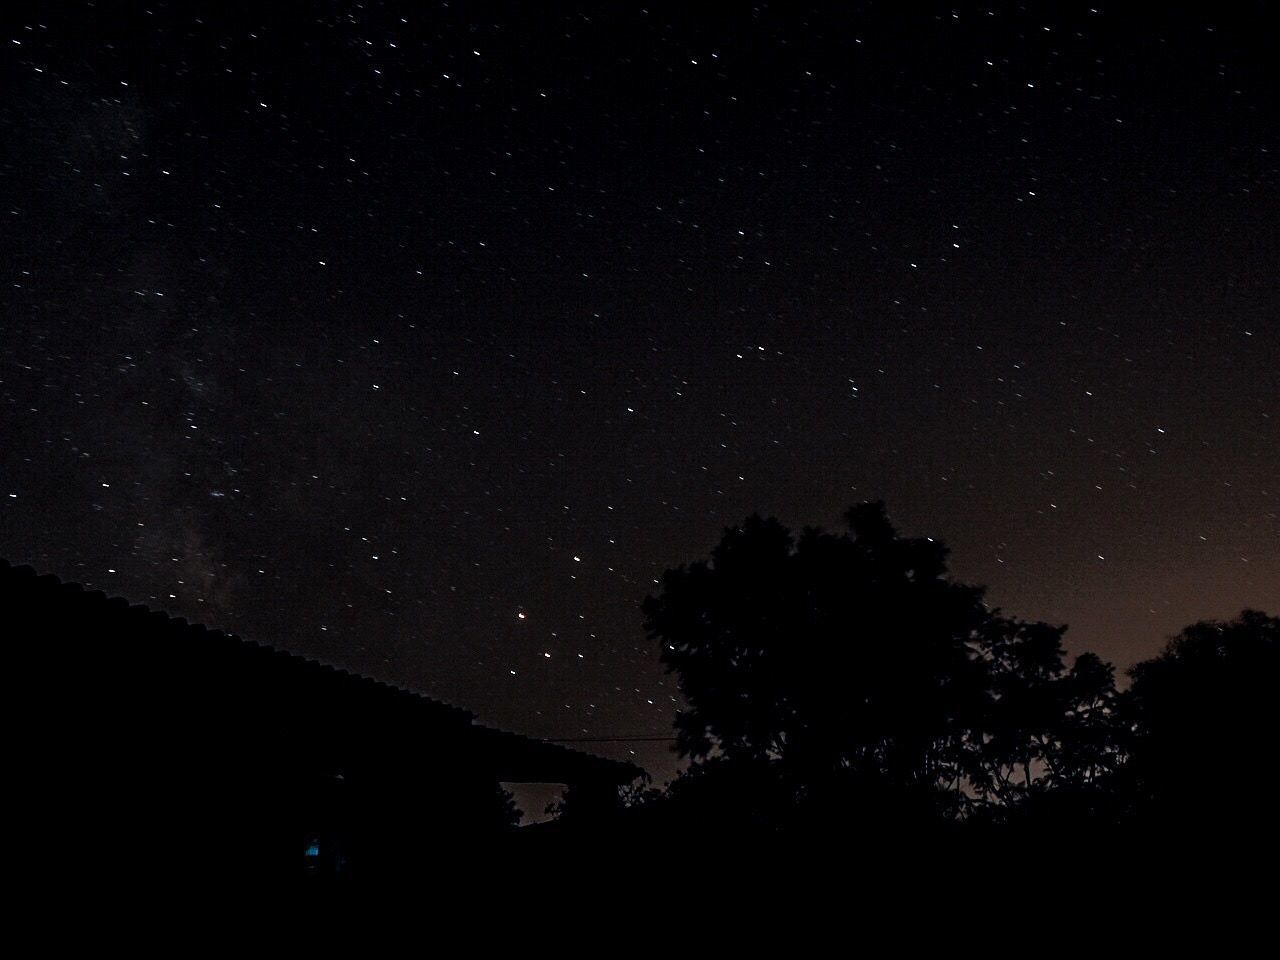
top-left (1, 2), bottom-right (1276, 780)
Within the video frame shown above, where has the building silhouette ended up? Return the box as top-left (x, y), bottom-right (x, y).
top-left (2, 559), bottom-right (639, 881)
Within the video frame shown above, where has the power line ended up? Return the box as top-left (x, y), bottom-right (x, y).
top-left (542, 742), bottom-right (680, 747)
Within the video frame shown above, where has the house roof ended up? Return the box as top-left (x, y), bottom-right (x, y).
top-left (0, 558), bottom-right (642, 786)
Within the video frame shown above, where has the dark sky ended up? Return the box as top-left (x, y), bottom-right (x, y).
top-left (2, 2), bottom-right (1276, 781)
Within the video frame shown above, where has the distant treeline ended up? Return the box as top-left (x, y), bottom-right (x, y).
top-left (552, 503), bottom-right (1279, 843)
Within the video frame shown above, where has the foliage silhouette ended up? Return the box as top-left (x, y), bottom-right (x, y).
top-left (644, 503), bottom-right (1008, 829)
top-left (1124, 609), bottom-right (1279, 834)
top-left (631, 504), bottom-right (1278, 845)
top-left (967, 619), bottom-right (1125, 823)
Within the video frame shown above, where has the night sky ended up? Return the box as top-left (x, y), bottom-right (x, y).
top-left (2, 2), bottom-right (1276, 781)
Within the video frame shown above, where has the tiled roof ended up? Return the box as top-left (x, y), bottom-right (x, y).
top-left (0, 558), bottom-right (642, 786)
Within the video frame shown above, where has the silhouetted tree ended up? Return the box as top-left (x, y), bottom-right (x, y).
top-left (968, 619), bottom-right (1123, 818)
top-left (643, 503), bottom-right (996, 828)
top-left (495, 783), bottom-right (524, 831)
top-left (968, 617), bottom-right (1071, 807)
top-left (1053, 652), bottom-right (1125, 793)
top-left (1124, 609), bottom-right (1279, 833)
top-left (545, 774), bottom-right (659, 826)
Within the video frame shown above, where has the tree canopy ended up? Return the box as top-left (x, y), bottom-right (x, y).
top-left (645, 505), bottom-right (987, 800)
top-left (1125, 609), bottom-right (1279, 829)
top-left (642, 503), bottom-right (1131, 832)
top-left (548, 504), bottom-right (1276, 844)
